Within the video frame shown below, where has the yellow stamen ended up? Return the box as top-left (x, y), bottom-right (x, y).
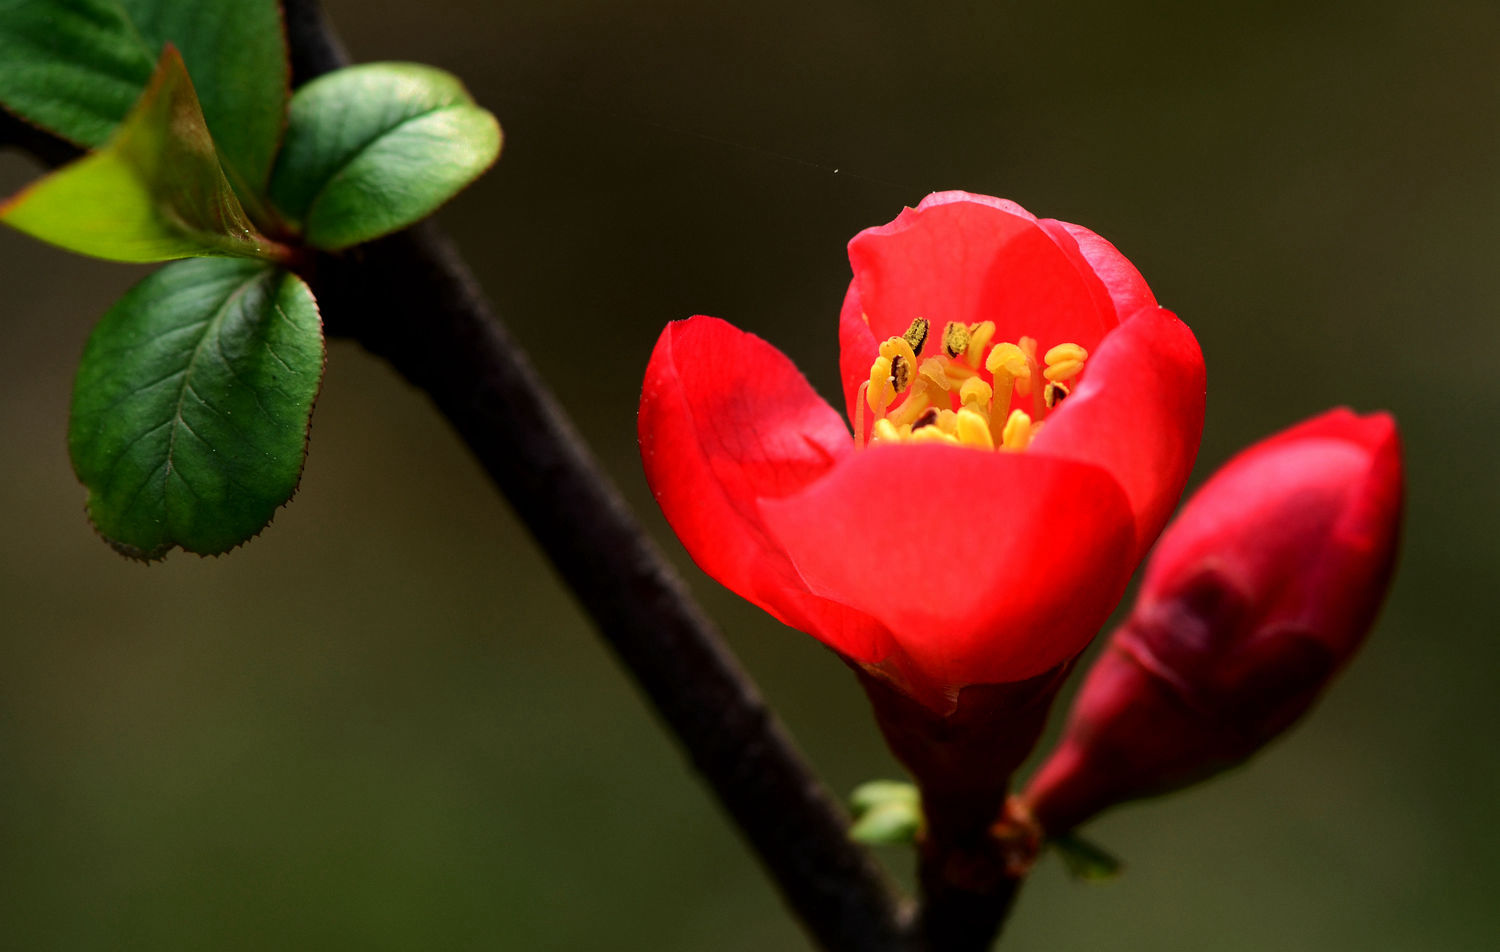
top-left (1044, 380), bottom-right (1070, 409)
top-left (910, 424), bottom-right (958, 444)
top-left (985, 342), bottom-right (1031, 409)
top-left (918, 356), bottom-right (953, 393)
top-left (1043, 359), bottom-right (1085, 383)
top-left (956, 407), bottom-right (994, 450)
top-left (888, 391), bottom-right (933, 427)
top-left (867, 356), bottom-right (893, 412)
top-left (858, 328), bottom-right (1087, 454)
top-left (959, 376), bottom-right (993, 409)
top-left (964, 321), bottom-right (997, 366)
top-left (903, 318), bottom-right (930, 355)
top-left (1019, 336), bottom-right (1041, 415)
top-left (1000, 409), bottom-right (1034, 451)
top-left (942, 322), bottom-right (970, 358)
top-left (878, 337), bottom-right (918, 394)
top-left (1044, 342), bottom-right (1088, 366)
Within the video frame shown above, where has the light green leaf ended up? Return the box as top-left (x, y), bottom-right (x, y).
top-left (849, 780), bottom-right (923, 846)
top-left (268, 62), bottom-right (502, 250)
top-left (69, 257), bottom-right (325, 560)
top-left (0, 0), bottom-right (288, 196)
top-left (2, 46), bottom-right (287, 263)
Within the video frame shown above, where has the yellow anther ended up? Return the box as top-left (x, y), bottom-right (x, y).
top-left (935, 409), bottom-right (958, 434)
top-left (910, 424), bottom-right (958, 445)
top-left (959, 376), bottom-right (993, 409)
top-left (911, 407), bottom-right (940, 431)
top-left (985, 342), bottom-right (1030, 378)
top-left (918, 356), bottom-right (953, 392)
top-left (1000, 409), bottom-right (1034, 452)
top-left (1043, 359), bottom-right (1085, 382)
top-left (956, 407), bottom-right (994, 450)
top-left (964, 321), bottom-right (997, 366)
top-left (890, 355), bottom-right (912, 393)
top-left (1044, 381), bottom-right (1071, 409)
top-left (879, 336), bottom-right (918, 371)
top-left (866, 356), bottom-right (893, 411)
top-left (986, 341), bottom-right (1032, 401)
top-left (903, 318), bottom-right (930, 355)
top-left (1045, 342), bottom-right (1088, 366)
top-left (872, 418), bottom-right (901, 443)
top-left (942, 322), bottom-right (970, 358)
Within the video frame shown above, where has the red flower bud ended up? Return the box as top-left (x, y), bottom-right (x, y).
top-left (1025, 409), bottom-right (1404, 834)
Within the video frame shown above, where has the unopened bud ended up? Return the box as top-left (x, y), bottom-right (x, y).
top-left (1026, 408), bottom-right (1403, 833)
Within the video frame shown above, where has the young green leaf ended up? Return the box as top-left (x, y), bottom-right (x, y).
top-left (69, 257), bottom-right (325, 560)
top-left (0, 0), bottom-right (288, 197)
top-left (1051, 832), bottom-right (1123, 883)
top-left (1, 46), bottom-right (288, 263)
top-left (268, 62), bottom-right (502, 250)
top-left (848, 780), bottom-right (923, 846)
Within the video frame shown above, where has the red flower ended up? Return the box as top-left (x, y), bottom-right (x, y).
top-left (638, 192), bottom-right (1205, 713)
top-left (1025, 408), bottom-right (1404, 833)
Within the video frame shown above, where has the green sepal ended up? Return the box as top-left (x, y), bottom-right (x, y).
top-left (69, 257), bottom-right (325, 560)
top-left (849, 780), bottom-right (923, 846)
top-left (268, 62), bottom-right (502, 250)
top-left (1051, 832), bottom-right (1123, 882)
top-left (1, 46), bottom-right (286, 263)
top-left (0, 0), bottom-right (288, 196)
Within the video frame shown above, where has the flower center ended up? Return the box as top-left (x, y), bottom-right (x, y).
top-left (856, 317), bottom-right (1088, 452)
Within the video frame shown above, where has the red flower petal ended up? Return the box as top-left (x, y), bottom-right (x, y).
top-left (1029, 306), bottom-right (1205, 561)
top-left (639, 316), bottom-right (892, 659)
top-left (837, 192), bottom-right (1148, 426)
top-left (759, 443), bottom-right (1135, 709)
top-left (1036, 219), bottom-right (1157, 324)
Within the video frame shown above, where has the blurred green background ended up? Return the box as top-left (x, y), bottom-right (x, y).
top-left (1, 1), bottom-right (1494, 948)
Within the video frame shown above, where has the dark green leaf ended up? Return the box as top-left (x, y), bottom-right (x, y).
top-left (2, 47), bottom-right (286, 263)
top-left (69, 257), bottom-right (325, 560)
top-left (1051, 833), bottom-right (1124, 882)
top-left (0, 0), bottom-right (287, 197)
top-left (268, 62), bottom-right (502, 250)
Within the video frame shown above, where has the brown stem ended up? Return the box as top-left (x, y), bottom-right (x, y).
top-left (858, 669), bottom-right (1065, 951)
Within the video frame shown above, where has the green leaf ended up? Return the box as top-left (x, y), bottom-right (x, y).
top-left (69, 257), bottom-right (325, 560)
top-left (849, 780), bottom-right (923, 846)
top-left (268, 62), bottom-right (502, 250)
top-left (1051, 833), bottom-right (1124, 883)
top-left (2, 46), bottom-right (287, 263)
top-left (0, 0), bottom-right (288, 196)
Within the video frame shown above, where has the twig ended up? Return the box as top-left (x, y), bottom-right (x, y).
top-left (3, 2), bottom-right (916, 948)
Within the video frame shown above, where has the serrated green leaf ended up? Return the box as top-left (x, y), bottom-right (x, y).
top-left (2, 46), bottom-right (287, 263)
top-left (69, 257), bottom-right (324, 560)
top-left (1051, 833), bottom-right (1123, 883)
top-left (0, 0), bottom-right (288, 197)
top-left (268, 62), bottom-right (502, 250)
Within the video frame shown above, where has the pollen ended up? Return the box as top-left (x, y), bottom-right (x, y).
top-left (859, 319), bottom-right (1088, 454)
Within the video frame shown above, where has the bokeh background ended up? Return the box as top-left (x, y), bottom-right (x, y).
top-left (1, 1), bottom-right (1495, 949)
